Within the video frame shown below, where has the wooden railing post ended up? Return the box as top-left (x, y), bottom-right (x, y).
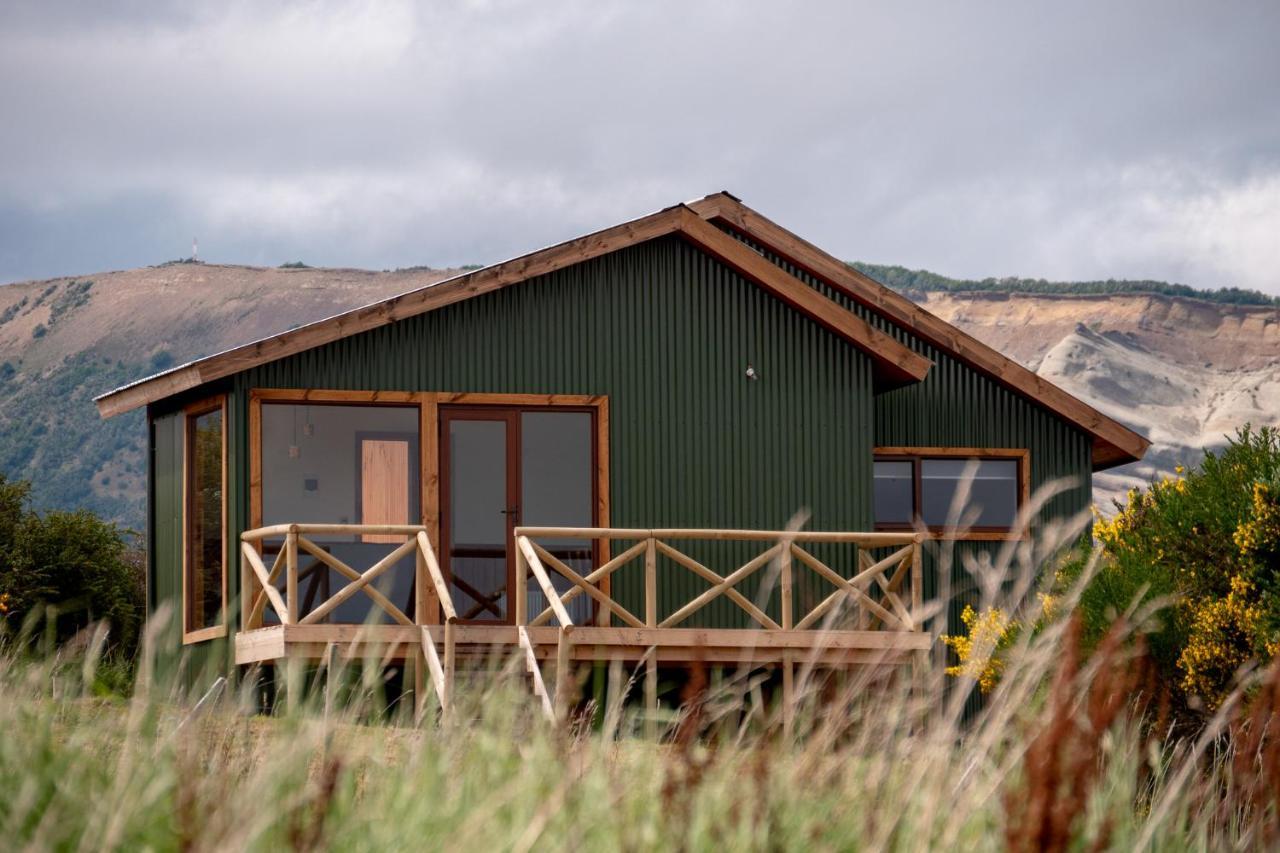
top-left (780, 539), bottom-right (793, 632)
top-left (514, 536), bottom-right (528, 626)
top-left (779, 535), bottom-right (794, 738)
top-left (285, 529), bottom-right (299, 625)
top-left (415, 540), bottom-right (428, 625)
top-left (644, 538), bottom-right (657, 627)
top-left (241, 542), bottom-right (253, 630)
top-left (911, 534), bottom-right (923, 630)
top-left (644, 537), bottom-right (658, 736)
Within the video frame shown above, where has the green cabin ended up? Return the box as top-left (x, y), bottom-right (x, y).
top-left (96, 192), bottom-right (1148, 715)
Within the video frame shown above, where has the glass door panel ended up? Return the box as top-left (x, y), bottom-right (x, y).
top-left (444, 415), bottom-right (511, 622)
top-left (521, 411), bottom-right (594, 625)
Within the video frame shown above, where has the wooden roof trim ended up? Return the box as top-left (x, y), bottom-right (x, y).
top-left (674, 210), bottom-right (930, 387)
top-left (688, 193), bottom-right (1150, 470)
top-left (96, 204), bottom-right (690, 418)
top-left (96, 201), bottom-right (931, 418)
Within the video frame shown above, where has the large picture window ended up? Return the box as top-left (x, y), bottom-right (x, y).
top-left (874, 448), bottom-right (1028, 538)
top-left (184, 397), bottom-right (227, 641)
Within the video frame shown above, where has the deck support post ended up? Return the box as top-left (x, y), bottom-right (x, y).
top-left (781, 651), bottom-right (795, 739)
top-left (442, 620), bottom-right (456, 725)
top-left (280, 656), bottom-right (303, 717)
top-left (412, 646), bottom-right (426, 723)
top-left (554, 626), bottom-right (574, 723)
top-left (644, 655), bottom-right (658, 738)
top-left (324, 642), bottom-right (338, 720)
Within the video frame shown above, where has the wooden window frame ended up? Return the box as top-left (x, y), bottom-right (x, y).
top-left (182, 394), bottom-right (228, 644)
top-left (873, 447), bottom-right (1031, 541)
top-left (247, 390), bottom-right (611, 625)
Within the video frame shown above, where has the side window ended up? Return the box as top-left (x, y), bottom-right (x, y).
top-left (874, 451), bottom-right (1025, 534)
top-left (185, 398), bottom-right (226, 640)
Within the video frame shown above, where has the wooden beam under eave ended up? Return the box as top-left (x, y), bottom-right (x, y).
top-left (674, 209), bottom-right (932, 388)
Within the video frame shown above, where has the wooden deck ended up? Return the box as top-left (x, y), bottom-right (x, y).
top-left (235, 524), bottom-right (930, 723)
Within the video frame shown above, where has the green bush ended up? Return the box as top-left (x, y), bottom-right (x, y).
top-left (1078, 426), bottom-right (1280, 711)
top-left (0, 473), bottom-right (144, 660)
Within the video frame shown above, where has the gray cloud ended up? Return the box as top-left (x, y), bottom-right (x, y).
top-left (2, 0), bottom-right (1278, 292)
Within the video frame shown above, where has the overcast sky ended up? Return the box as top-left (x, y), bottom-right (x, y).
top-left (2, 1), bottom-right (1278, 293)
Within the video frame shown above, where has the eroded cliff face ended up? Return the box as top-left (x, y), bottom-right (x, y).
top-left (919, 292), bottom-right (1280, 508)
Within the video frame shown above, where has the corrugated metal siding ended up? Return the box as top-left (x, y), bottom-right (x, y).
top-left (209, 235), bottom-right (878, 629)
top-left (726, 226), bottom-right (1093, 715)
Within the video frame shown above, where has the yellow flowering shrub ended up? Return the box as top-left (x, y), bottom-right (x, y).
top-left (1178, 576), bottom-right (1266, 708)
top-left (943, 605), bottom-right (1019, 693)
top-left (1234, 483), bottom-right (1280, 558)
top-left (1081, 427), bottom-right (1280, 716)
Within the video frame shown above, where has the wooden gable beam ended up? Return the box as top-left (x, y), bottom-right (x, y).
top-left (673, 210), bottom-right (931, 387)
top-left (96, 205), bottom-right (690, 418)
top-left (688, 194), bottom-right (1150, 469)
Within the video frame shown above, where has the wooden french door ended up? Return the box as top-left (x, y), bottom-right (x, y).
top-left (440, 406), bottom-right (597, 624)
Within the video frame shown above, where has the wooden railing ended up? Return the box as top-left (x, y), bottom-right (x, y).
top-left (240, 524), bottom-right (926, 727)
top-left (240, 523), bottom-right (456, 720)
top-left (513, 527), bottom-right (925, 731)
top-left (513, 527), bottom-right (925, 635)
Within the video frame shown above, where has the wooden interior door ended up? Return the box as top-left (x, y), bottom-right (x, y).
top-left (360, 438), bottom-right (411, 543)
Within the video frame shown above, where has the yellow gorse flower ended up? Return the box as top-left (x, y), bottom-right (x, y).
top-left (1177, 575), bottom-right (1271, 709)
top-left (942, 605), bottom-right (1018, 693)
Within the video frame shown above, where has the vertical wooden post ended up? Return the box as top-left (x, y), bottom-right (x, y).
top-left (910, 535), bottom-right (928, 715)
top-left (782, 651), bottom-right (794, 739)
top-left (413, 537), bottom-right (428, 723)
top-left (644, 655), bottom-right (658, 739)
top-left (780, 536), bottom-right (794, 738)
top-left (856, 549), bottom-right (874, 630)
top-left (644, 538), bottom-right (657, 627)
top-left (281, 656), bottom-right (302, 717)
top-left (285, 530), bottom-right (299, 625)
top-left (910, 536), bottom-right (923, 633)
top-left (415, 540), bottom-right (428, 625)
top-left (514, 538), bottom-right (527, 627)
top-left (442, 620), bottom-right (456, 725)
top-left (780, 542), bottom-right (793, 632)
top-left (644, 537), bottom-right (658, 737)
top-left (324, 643), bottom-right (338, 721)
top-left (413, 646), bottom-right (426, 723)
top-left (240, 544), bottom-right (253, 630)
top-left (554, 627), bottom-right (573, 723)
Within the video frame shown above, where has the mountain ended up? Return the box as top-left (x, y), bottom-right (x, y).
top-left (0, 262), bottom-right (457, 529)
top-left (907, 289), bottom-right (1280, 509)
top-left (0, 259), bottom-right (1275, 530)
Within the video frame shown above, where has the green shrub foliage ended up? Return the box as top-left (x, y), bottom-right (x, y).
top-left (0, 472), bottom-right (144, 658)
top-left (1070, 426), bottom-right (1280, 712)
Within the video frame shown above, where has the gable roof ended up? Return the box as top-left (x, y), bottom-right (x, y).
top-left (688, 193), bottom-right (1150, 469)
top-left (95, 192), bottom-right (1148, 470)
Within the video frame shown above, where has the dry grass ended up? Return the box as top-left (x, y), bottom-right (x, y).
top-left (4, 504), bottom-right (1280, 851)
